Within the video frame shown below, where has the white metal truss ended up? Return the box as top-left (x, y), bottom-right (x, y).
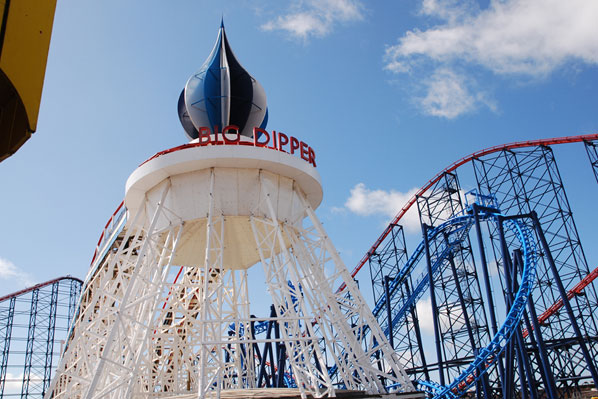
top-left (250, 173), bottom-right (413, 397)
top-left (48, 168), bottom-right (413, 399)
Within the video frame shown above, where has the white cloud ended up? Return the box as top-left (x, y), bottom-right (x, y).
top-left (262, 0), bottom-right (364, 40)
top-left (387, 0), bottom-right (598, 75)
top-left (420, 0), bottom-right (480, 24)
top-left (418, 68), bottom-right (496, 119)
top-left (385, 0), bottom-right (598, 118)
top-left (0, 257), bottom-right (34, 288)
top-left (2, 372), bottom-right (28, 394)
top-left (415, 297), bottom-right (467, 339)
top-left (415, 297), bottom-right (435, 335)
top-left (344, 183), bottom-right (421, 233)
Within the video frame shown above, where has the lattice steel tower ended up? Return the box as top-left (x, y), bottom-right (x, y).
top-left (47, 23), bottom-right (413, 399)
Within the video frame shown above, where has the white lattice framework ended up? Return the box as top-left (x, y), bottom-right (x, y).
top-left (47, 145), bottom-right (413, 399)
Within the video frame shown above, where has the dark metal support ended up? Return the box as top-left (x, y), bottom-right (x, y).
top-left (510, 250), bottom-right (538, 399)
top-left (21, 288), bottom-right (39, 399)
top-left (422, 223), bottom-right (445, 386)
top-left (42, 282), bottom-right (59, 397)
top-left (274, 311), bottom-right (285, 388)
top-left (257, 307), bottom-right (277, 387)
top-left (584, 140), bottom-right (598, 184)
top-left (383, 276), bottom-right (395, 350)
top-left (497, 216), bottom-right (518, 399)
top-left (446, 250), bottom-right (491, 399)
top-left (0, 296), bottom-right (15, 398)
top-left (405, 279), bottom-right (430, 382)
top-left (530, 211), bottom-right (598, 387)
top-left (520, 273), bottom-right (558, 397)
top-left (472, 204), bottom-right (505, 391)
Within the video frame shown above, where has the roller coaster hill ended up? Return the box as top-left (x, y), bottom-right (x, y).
top-left (1, 133), bottom-right (598, 399)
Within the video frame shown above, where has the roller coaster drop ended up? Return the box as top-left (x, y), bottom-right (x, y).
top-left (1, 135), bottom-right (597, 399)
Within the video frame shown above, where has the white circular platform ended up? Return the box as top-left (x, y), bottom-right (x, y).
top-left (125, 143), bottom-right (323, 220)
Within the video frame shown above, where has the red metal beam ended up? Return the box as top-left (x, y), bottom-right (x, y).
top-left (522, 265), bottom-right (598, 338)
top-left (0, 276), bottom-right (83, 303)
top-left (90, 200), bottom-right (125, 265)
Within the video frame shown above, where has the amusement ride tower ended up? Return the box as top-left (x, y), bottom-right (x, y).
top-left (47, 23), bottom-right (414, 398)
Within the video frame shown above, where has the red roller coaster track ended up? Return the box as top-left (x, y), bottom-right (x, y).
top-left (522, 265), bottom-right (598, 339)
top-left (0, 276), bottom-right (83, 303)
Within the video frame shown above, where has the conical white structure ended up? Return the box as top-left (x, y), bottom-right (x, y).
top-left (47, 142), bottom-right (414, 399)
top-left (47, 22), bottom-right (414, 399)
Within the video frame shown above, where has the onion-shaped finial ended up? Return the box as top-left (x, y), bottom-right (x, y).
top-left (178, 21), bottom-right (268, 140)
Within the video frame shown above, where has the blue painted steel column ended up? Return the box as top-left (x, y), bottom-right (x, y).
top-left (257, 306), bottom-right (276, 387)
top-left (274, 312), bottom-right (285, 387)
top-left (472, 204), bottom-right (505, 387)
top-left (513, 249), bottom-right (558, 399)
top-left (42, 282), bottom-right (60, 397)
top-left (0, 296), bottom-right (15, 397)
top-left (383, 275), bottom-right (395, 350)
top-left (422, 223), bottom-right (445, 386)
top-left (496, 216), bottom-right (516, 399)
top-left (511, 249), bottom-right (538, 399)
top-left (501, 244), bottom-right (533, 399)
top-left (404, 278), bottom-right (430, 382)
top-left (21, 288), bottom-right (39, 398)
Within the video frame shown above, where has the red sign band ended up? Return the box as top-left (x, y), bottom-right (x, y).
top-left (197, 126), bottom-right (317, 168)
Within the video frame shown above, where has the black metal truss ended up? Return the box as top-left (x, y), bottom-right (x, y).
top-left (584, 140), bottom-right (598, 184)
top-left (367, 141), bottom-right (598, 399)
top-left (416, 173), bottom-right (494, 396)
top-left (472, 145), bottom-right (598, 397)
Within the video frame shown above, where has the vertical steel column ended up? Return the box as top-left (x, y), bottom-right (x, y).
top-left (422, 223), bottom-right (445, 386)
top-left (383, 276), bottom-right (394, 350)
top-left (501, 244), bottom-right (534, 399)
top-left (496, 217), bottom-right (515, 398)
top-left (67, 279), bottom-right (80, 332)
top-left (511, 250), bottom-right (540, 399)
top-left (472, 204), bottom-right (504, 391)
top-left (0, 296), bottom-right (15, 398)
top-left (21, 289), bottom-right (39, 398)
top-left (274, 318), bottom-right (285, 388)
top-left (515, 249), bottom-right (558, 399)
top-left (404, 278), bottom-right (430, 382)
top-left (42, 282), bottom-right (59, 397)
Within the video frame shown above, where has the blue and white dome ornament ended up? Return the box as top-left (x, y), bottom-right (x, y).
top-left (178, 20), bottom-right (268, 140)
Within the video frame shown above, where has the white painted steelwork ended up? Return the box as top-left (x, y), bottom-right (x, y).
top-left (47, 144), bottom-right (413, 399)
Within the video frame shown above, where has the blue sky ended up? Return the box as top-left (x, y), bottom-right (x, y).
top-left (0, 0), bottom-right (597, 312)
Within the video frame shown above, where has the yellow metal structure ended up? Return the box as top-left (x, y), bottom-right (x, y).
top-left (0, 0), bottom-right (57, 162)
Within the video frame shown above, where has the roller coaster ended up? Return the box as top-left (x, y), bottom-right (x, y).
top-left (0, 277), bottom-right (81, 398)
top-left (1, 134), bottom-right (597, 398)
top-left (360, 134), bottom-right (598, 398)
